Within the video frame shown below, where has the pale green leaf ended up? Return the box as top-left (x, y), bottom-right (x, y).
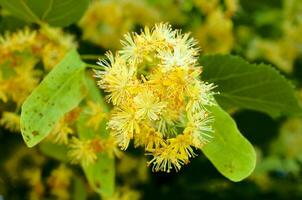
top-left (202, 104), bottom-right (256, 182)
top-left (82, 153), bottom-right (115, 198)
top-left (0, 0), bottom-right (89, 26)
top-left (72, 176), bottom-right (88, 200)
top-left (39, 141), bottom-right (68, 162)
top-left (20, 49), bottom-right (87, 147)
top-left (0, 16), bottom-right (26, 33)
top-left (77, 76), bottom-right (115, 197)
top-left (200, 55), bottom-right (302, 117)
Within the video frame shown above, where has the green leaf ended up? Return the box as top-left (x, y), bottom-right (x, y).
top-left (76, 76), bottom-right (115, 197)
top-left (0, 16), bottom-right (26, 33)
top-left (72, 176), bottom-right (88, 200)
top-left (0, 0), bottom-right (89, 27)
top-left (39, 141), bottom-right (68, 162)
top-left (20, 49), bottom-right (87, 147)
top-left (202, 104), bottom-right (256, 182)
top-left (200, 55), bottom-right (302, 117)
top-left (82, 153), bottom-right (115, 198)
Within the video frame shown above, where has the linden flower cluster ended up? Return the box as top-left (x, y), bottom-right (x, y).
top-left (95, 23), bottom-right (216, 172)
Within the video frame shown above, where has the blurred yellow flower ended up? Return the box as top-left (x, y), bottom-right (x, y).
top-left (0, 111), bottom-right (20, 132)
top-left (47, 165), bottom-right (73, 200)
top-left (105, 186), bottom-right (141, 200)
top-left (85, 100), bottom-right (107, 130)
top-left (194, 9), bottom-right (234, 54)
top-left (79, 0), bottom-right (160, 49)
top-left (247, 38), bottom-right (298, 73)
top-left (68, 137), bottom-right (98, 166)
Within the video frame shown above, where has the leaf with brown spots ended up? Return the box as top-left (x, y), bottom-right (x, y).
top-left (20, 49), bottom-right (87, 147)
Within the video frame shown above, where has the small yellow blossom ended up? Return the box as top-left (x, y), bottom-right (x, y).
top-left (0, 111), bottom-right (20, 132)
top-left (95, 23), bottom-right (216, 172)
top-left (4, 146), bottom-right (45, 182)
top-left (194, 0), bottom-right (238, 17)
top-left (224, 0), bottom-right (239, 17)
top-left (47, 109), bottom-right (81, 144)
top-left (0, 25), bottom-right (76, 70)
top-left (0, 27), bottom-right (36, 61)
top-left (68, 136), bottom-right (120, 166)
top-left (95, 52), bottom-right (136, 105)
top-left (85, 100), bottom-right (107, 130)
top-left (79, 0), bottom-right (160, 49)
top-left (134, 124), bottom-right (166, 151)
top-left (194, 9), bottom-right (234, 54)
top-left (7, 58), bottom-right (41, 106)
top-left (48, 119), bottom-right (74, 145)
top-left (23, 168), bottom-right (45, 200)
top-left (247, 38), bottom-right (298, 73)
top-left (105, 186), bottom-right (141, 200)
top-left (117, 155), bottom-right (149, 184)
top-left (134, 90), bottom-right (167, 121)
top-left (245, 0), bottom-right (302, 73)
top-left (108, 107), bottom-right (140, 150)
top-left (149, 132), bottom-right (196, 173)
top-left (47, 165), bottom-right (72, 200)
top-left (68, 137), bottom-right (97, 166)
top-left (39, 25), bottom-right (76, 70)
top-left (194, 0), bottom-right (219, 14)
top-left (102, 135), bottom-right (122, 158)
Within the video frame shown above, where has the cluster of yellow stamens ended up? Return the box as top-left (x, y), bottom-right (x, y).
top-left (95, 23), bottom-right (215, 172)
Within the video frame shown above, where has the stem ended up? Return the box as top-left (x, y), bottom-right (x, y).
top-left (86, 64), bottom-right (105, 70)
top-left (81, 54), bottom-right (104, 60)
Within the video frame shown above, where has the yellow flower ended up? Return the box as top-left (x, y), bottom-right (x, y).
top-left (48, 119), bottom-right (74, 145)
top-left (23, 168), bottom-right (45, 200)
top-left (79, 0), bottom-right (160, 49)
top-left (1, 57), bottom-right (41, 106)
top-left (185, 110), bottom-right (214, 148)
top-left (0, 27), bottom-right (36, 59)
top-left (68, 137), bottom-right (97, 166)
top-left (194, 9), bottom-right (234, 54)
top-left (85, 100), bottom-right (107, 130)
top-left (0, 111), bottom-right (20, 132)
top-left (108, 107), bottom-right (140, 150)
top-left (0, 70), bottom-right (8, 102)
top-left (47, 165), bottom-right (72, 200)
top-left (224, 0), bottom-right (239, 17)
top-left (0, 25), bottom-right (76, 70)
top-left (117, 155), bottom-right (149, 184)
top-left (194, 0), bottom-right (219, 15)
top-left (95, 23), bottom-right (216, 172)
top-left (149, 132), bottom-right (196, 173)
top-left (106, 186), bottom-right (141, 200)
top-left (103, 136), bottom-right (122, 158)
top-left (39, 25), bottom-right (76, 70)
top-left (194, 0), bottom-right (238, 17)
top-left (247, 38), bottom-right (298, 73)
top-left (134, 124), bottom-right (166, 151)
top-left (47, 109), bottom-right (81, 144)
top-left (134, 90), bottom-right (167, 121)
top-left (95, 52), bottom-right (136, 105)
